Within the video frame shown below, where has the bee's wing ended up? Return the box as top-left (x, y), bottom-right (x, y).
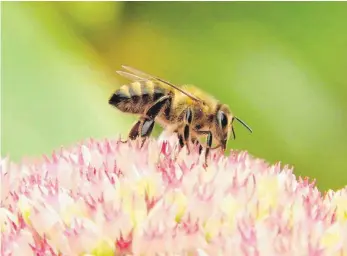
top-left (116, 71), bottom-right (145, 82)
top-left (120, 65), bottom-right (203, 103)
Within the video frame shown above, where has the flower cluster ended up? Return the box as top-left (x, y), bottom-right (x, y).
top-left (1, 135), bottom-right (347, 256)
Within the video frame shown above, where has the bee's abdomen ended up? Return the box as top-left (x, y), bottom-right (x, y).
top-left (109, 80), bottom-right (170, 114)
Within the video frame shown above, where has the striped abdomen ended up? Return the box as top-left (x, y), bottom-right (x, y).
top-left (109, 80), bottom-right (171, 115)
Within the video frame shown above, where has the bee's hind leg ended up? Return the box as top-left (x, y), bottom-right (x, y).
top-left (120, 118), bottom-right (154, 148)
top-left (121, 95), bottom-right (171, 147)
top-left (139, 119), bottom-right (155, 148)
top-left (139, 95), bottom-right (172, 148)
top-left (119, 120), bottom-right (142, 143)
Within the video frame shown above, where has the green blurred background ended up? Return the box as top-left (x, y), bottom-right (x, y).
top-left (2, 2), bottom-right (347, 191)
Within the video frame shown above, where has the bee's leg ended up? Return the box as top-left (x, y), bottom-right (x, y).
top-left (177, 134), bottom-right (185, 148)
top-left (177, 133), bottom-right (197, 153)
top-left (129, 120), bottom-right (142, 140)
top-left (119, 120), bottom-right (142, 143)
top-left (121, 119), bottom-right (141, 143)
top-left (139, 95), bottom-right (172, 148)
top-left (204, 131), bottom-right (213, 166)
top-left (182, 108), bottom-right (193, 153)
top-left (139, 118), bottom-right (155, 148)
top-left (195, 130), bottom-right (213, 167)
top-left (191, 137), bottom-right (204, 155)
top-left (176, 108), bottom-right (193, 153)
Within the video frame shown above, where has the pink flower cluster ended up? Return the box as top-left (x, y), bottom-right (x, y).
top-left (1, 135), bottom-right (347, 256)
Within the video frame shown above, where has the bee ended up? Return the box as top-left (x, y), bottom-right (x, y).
top-left (109, 65), bottom-right (252, 165)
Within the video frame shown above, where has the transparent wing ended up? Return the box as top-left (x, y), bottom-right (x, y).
top-left (118, 65), bottom-right (203, 103)
top-left (116, 70), bottom-right (145, 81)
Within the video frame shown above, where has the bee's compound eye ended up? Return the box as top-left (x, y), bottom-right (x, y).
top-left (217, 111), bottom-right (228, 128)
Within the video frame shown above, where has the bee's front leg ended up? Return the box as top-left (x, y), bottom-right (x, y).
top-left (204, 131), bottom-right (213, 166)
top-left (191, 137), bottom-right (204, 155)
top-left (195, 130), bottom-right (213, 167)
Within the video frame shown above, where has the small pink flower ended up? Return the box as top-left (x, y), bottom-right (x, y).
top-left (1, 135), bottom-right (347, 256)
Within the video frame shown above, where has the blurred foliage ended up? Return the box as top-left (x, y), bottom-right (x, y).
top-left (2, 2), bottom-right (347, 191)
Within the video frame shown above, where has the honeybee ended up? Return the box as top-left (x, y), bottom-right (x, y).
top-left (109, 65), bottom-right (252, 165)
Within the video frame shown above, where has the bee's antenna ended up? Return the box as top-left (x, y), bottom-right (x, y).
top-left (234, 117), bottom-right (253, 133)
top-left (231, 126), bottom-right (236, 140)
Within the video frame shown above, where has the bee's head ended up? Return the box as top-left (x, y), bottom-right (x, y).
top-left (215, 104), bottom-right (252, 151)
